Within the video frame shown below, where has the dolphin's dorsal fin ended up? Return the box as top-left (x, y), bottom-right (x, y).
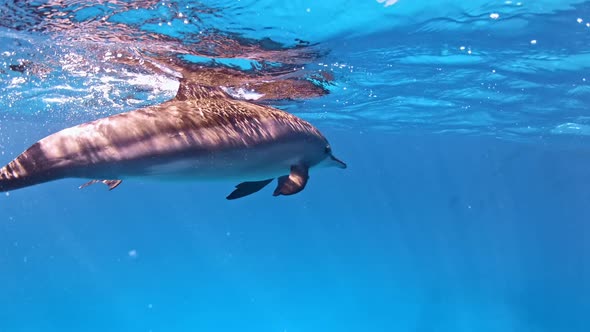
top-left (79, 179), bottom-right (122, 191)
top-left (175, 79), bottom-right (230, 101)
top-left (273, 165), bottom-right (309, 196)
top-left (226, 178), bottom-right (274, 200)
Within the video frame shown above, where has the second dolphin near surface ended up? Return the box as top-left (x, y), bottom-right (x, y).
top-left (0, 78), bottom-right (346, 199)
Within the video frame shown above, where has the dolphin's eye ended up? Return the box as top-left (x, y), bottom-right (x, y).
top-left (325, 145), bottom-right (332, 154)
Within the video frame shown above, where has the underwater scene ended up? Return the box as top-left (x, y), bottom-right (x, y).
top-left (0, 1), bottom-right (589, 331)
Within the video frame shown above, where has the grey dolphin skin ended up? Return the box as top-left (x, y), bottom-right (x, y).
top-left (0, 80), bottom-right (346, 199)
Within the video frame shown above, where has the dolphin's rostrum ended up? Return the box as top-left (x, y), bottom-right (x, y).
top-left (0, 79), bottom-right (346, 199)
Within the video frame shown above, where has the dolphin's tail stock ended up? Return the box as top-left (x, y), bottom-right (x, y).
top-left (0, 158), bottom-right (37, 193)
top-left (0, 143), bottom-right (62, 193)
top-left (0, 161), bottom-right (30, 193)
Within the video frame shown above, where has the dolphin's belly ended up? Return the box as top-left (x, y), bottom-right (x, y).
top-left (114, 141), bottom-right (310, 181)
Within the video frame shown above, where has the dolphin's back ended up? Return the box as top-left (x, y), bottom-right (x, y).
top-left (53, 97), bottom-right (326, 167)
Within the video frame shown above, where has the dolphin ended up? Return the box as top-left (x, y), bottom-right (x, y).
top-left (0, 79), bottom-right (346, 199)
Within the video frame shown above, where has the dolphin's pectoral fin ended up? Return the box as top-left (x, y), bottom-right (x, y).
top-left (226, 178), bottom-right (273, 200)
top-left (79, 179), bottom-right (123, 191)
top-left (273, 165), bottom-right (309, 196)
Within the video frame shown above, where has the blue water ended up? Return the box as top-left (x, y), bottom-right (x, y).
top-left (1, 1), bottom-right (590, 331)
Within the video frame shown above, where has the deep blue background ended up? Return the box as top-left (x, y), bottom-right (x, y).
top-left (1, 129), bottom-right (589, 332)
